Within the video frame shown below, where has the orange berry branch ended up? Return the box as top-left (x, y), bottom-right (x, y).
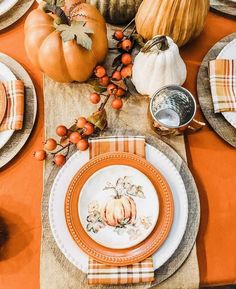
top-left (34, 19), bottom-right (140, 166)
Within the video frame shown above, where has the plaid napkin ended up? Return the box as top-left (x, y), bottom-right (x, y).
top-left (209, 59), bottom-right (236, 113)
top-left (88, 257), bottom-right (154, 285)
top-left (87, 136), bottom-right (155, 285)
top-left (0, 80), bottom-right (24, 132)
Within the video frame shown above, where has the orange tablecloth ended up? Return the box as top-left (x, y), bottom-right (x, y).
top-left (0, 4), bottom-right (236, 288)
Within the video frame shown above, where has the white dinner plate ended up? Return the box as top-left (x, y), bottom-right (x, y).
top-left (49, 141), bottom-right (188, 272)
top-left (217, 38), bottom-right (236, 128)
top-left (0, 0), bottom-right (18, 16)
top-left (0, 62), bottom-right (16, 149)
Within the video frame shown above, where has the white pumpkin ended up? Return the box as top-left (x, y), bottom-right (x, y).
top-left (132, 35), bottom-right (187, 96)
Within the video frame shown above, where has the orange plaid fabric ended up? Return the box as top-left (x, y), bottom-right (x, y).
top-left (87, 136), bottom-right (154, 285)
top-left (0, 80), bottom-right (24, 131)
top-left (209, 59), bottom-right (236, 113)
top-left (89, 135), bottom-right (146, 159)
top-left (88, 257), bottom-right (154, 285)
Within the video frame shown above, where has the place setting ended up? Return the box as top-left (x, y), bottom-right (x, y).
top-left (198, 33), bottom-right (236, 147)
top-left (45, 133), bottom-right (199, 287)
top-left (0, 53), bottom-right (37, 168)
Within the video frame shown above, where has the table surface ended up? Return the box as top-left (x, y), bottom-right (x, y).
top-left (0, 3), bottom-right (236, 288)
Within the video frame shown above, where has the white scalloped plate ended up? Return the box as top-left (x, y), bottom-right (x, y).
top-left (0, 0), bottom-right (18, 16)
top-left (49, 141), bottom-right (188, 272)
top-left (218, 38), bottom-right (236, 128)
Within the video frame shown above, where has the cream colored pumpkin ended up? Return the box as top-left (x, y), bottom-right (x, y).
top-left (100, 195), bottom-right (136, 227)
top-left (132, 36), bottom-right (187, 96)
top-left (135, 0), bottom-right (209, 47)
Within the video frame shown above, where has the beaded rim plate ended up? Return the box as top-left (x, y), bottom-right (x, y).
top-left (65, 152), bottom-right (174, 266)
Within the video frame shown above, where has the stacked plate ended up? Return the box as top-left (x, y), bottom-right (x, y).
top-left (0, 54), bottom-right (37, 168)
top-left (198, 34), bottom-right (236, 148)
top-left (49, 140), bottom-right (189, 273)
top-left (218, 39), bottom-right (236, 129)
top-left (0, 62), bottom-right (16, 149)
top-left (0, 0), bottom-right (18, 16)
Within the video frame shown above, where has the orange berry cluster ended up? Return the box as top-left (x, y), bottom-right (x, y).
top-left (92, 65), bottom-right (123, 110)
top-left (34, 117), bottom-right (94, 166)
top-left (89, 29), bottom-right (134, 111)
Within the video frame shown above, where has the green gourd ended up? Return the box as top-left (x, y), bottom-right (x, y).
top-left (86, 0), bottom-right (142, 25)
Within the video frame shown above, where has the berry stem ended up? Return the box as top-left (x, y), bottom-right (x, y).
top-left (112, 63), bottom-right (122, 74)
top-left (122, 18), bottom-right (135, 33)
top-left (51, 143), bottom-right (71, 156)
top-left (99, 94), bottom-right (111, 111)
top-left (64, 145), bottom-right (71, 157)
top-left (127, 26), bottom-right (136, 40)
top-left (109, 47), bottom-right (119, 51)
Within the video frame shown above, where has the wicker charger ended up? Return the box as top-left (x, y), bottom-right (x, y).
top-left (0, 53), bottom-right (37, 168)
top-left (0, 0), bottom-right (34, 31)
top-left (197, 33), bottom-right (236, 148)
top-left (210, 0), bottom-right (236, 17)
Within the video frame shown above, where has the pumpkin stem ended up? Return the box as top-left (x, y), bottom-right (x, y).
top-left (43, 3), bottom-right (70, 25)
top-left (141, 35), bottom-right (169, 53)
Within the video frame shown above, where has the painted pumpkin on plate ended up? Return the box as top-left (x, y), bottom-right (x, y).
top-left (135, 0), bottom-right (209, 47)
top-left (24, 0), bottom-right (108, 83)
top-left (86, 0), bottom-right (143, 25)
top-left (100, 195), bottom-right (137, 227)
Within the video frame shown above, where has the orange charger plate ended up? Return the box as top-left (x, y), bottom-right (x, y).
top-left (65, 152), bottom-right (174, 266)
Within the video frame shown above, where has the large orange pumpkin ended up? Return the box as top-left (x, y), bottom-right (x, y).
top-left (100, 196), bottom-right (137, 227)
top-left (24, 0), bottom-right (108, 83)
top-left (135, 0), bottom-right (209, 47)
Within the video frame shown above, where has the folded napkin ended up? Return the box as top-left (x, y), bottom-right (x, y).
top-left (88, 257), bottom-right (154, 285)
top-left (0, 80), bottom-right (24, 132)
top-left (87, 136), bottom-right (154, 285)
top-left (209, 59), bottom-right (236, 113)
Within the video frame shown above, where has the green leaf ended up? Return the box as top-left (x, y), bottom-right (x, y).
top-left (87, 109), bottom-right (107, 131)
top-left (93, 84), bottom-right (107, 94)
top-left (56, 21), bottom-right (94, 50)
top-left (112, 53), bottom-right (122, 68)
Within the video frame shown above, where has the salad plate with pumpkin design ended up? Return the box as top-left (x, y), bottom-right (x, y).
top-left (65, 152), bottom-right (174, 266)
top-left (79, 165), bottom-right (159, 249)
